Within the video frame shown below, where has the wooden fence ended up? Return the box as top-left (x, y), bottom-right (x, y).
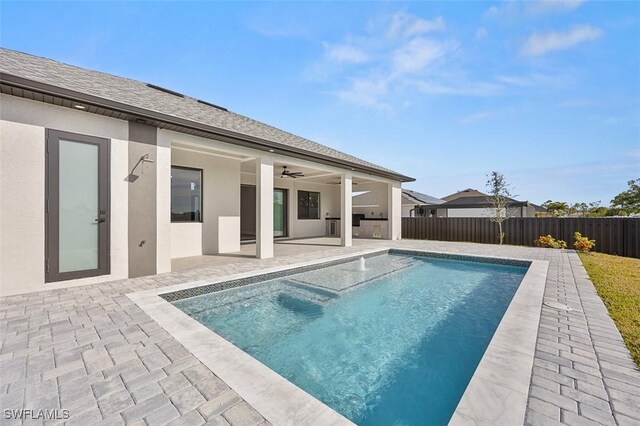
top-left (401, 217), bottom-right (640, 258)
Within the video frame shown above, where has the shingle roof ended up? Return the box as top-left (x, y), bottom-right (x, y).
top-left (439, 195), bottom-right (527, 208)
top-left (402, 189), bottom-right (445, 205)
top-left (0, 48), bottom-right (413, 182)
top-left (441, 188), bottom-right (488, 201)
top-left (352, 191), bottom-right (381, 207)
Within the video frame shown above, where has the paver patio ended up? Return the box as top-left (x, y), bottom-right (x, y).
top-left (1, 239), bottom-right (639, 425)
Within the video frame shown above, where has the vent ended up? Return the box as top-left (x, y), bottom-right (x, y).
top-left (197, 99), bottom-right (228, 112)
top-left (146, 83), bottom-right (185, 98)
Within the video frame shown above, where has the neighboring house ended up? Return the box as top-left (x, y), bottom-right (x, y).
top-left (436, 189), bottom-right (544, 218)
top-left (0, 48), bottom-right (413, 295)
top-left (401, 189), bottom-right (445, 217)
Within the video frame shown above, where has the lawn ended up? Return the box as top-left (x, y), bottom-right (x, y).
top-left (579, 252), bottom-right (640, 367)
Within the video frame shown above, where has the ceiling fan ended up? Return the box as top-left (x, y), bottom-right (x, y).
top-left (281, 166), bottom-right (304, 178)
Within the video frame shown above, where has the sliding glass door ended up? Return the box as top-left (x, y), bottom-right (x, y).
top-left (240, 186), bottom-right (288, 240)
top-left (274, 188), bottom-right (287, 237)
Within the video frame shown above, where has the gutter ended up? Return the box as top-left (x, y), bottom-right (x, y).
top-left (0, 72), bottom-right (415, 183)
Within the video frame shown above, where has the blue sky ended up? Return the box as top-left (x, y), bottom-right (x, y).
top-left (1, 1), bottom-right (638, 205)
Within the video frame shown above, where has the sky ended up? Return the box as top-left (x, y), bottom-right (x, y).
top-left (1, 1), bottom-right (638, 205)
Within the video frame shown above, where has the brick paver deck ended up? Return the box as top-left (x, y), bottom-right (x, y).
top-left (1, 240), bottom-right (638, 425)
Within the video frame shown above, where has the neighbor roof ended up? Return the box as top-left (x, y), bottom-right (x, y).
top-left (439, 195), bottom-right (528, 208)
top-left (0, 48), bottom-right (414, 182)
top-left (352, 191), bottom-right (381, 207)
top-left (441, 188), bottom-right (487, 201)
top-left (402, 189), bottom-right (445, 206)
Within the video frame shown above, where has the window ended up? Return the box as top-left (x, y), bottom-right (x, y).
top-left (171, 166), bottom-right (202, 222)
top-left (298, 190), bottom-right (320, 219)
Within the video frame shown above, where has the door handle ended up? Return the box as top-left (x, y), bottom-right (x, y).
top-left (94, 215), bottom-right (106, 223)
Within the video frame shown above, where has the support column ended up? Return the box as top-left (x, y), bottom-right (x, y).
top-left (388, 181), bottom-right (402, 240)
top-left (256, 156), bottom-right (274, 259)
top-left (341, 172), bottom-right (352, 247)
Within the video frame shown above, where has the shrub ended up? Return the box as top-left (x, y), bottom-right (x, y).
top-left (535, 235), bottom-right (567, 249)
top-left (574, 232), bottom-right (596, 253)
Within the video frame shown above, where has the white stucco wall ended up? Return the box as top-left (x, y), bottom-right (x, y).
top-left (170, 223), bottom-right (203, 258)
top-left (0, 95), bottom-right (129, 296)
top-left (166, 132), bottom-right (241, 258)
top-left (156, 139), bottom-right (172, 273)
top-left (402, 204), bottom-right (418, 217)
top-left (352, 183), bottom-right (389, 218)
top-left (446, 207), bottom-right (506, 218)
top-left (388, 182), bottom-right (402, 240)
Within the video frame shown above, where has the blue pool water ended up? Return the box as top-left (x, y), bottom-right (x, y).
top-left (173, 253), bottom-right (527, 425)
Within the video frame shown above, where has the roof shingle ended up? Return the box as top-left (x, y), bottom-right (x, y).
top-left (0, 48), bottom-right (413, 181)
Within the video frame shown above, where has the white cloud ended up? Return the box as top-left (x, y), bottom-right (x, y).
top-left (416, 80), bottom-right (503, 97)
top-left (392, 38), bottom-right (451, 74)
top-left (520, 25), bottom-right (602, 56)
top-left (628, 149), bottom-right (640, 159)
top-left (475, 27), bottom-right (488, 40)
top-left (387, 12), bottom-right (445, 38)
top-left (307, 10), bottom-right (503, 109)
top-left (530, 0), bottom-right (584, 14)
top-left (336, 75), bottom-right (390, 109)
top-left (485, 0), bottom-right (584, 19)
top-left (460, 111), bottom-right (494, 123)
top-left (324, 43), bottom-right (370, 64)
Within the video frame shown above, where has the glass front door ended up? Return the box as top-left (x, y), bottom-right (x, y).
top-left (46, 130), bottom-right (110, 282)
top-left (273, 188), bottom-right (287, 237)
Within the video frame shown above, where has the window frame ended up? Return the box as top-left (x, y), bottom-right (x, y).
top-left (297, 190), bottom-right (321, 220)
top-left (171, 165), bottom-right (203, 223)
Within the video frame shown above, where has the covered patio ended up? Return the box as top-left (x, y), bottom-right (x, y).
top-left (168, 136), bottom-right (403, 264)
top-left (171, 237), bottom-right (373, 271)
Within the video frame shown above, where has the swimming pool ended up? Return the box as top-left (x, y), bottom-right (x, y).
top-left (172, 252), bottom-right (528, 425)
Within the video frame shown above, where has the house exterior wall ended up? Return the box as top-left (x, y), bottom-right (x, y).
top-left (445, 207), bottom-right (517, 218)
top-left (401, 204), bottom-right (417, 217)
top-left (168, 136), bottom-right (241, 258)
top-left (0, 95), bottom-right (129, 295)
top-left (128, 123), bottom-right (158, 278)
top-left (0, 94), bottom-right (405, 295)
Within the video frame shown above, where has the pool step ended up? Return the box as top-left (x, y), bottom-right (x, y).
top-left (289, 255), bottom-right (423, 292)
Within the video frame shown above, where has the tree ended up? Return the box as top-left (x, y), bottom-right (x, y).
top-left (611, 178), bottom-right (640, 214)
top-left (486, 171), bottom-right (515, 245)
top-left (542, 200), bottom-right (569, 217)
top-left (570, 202), bottom-right (588, 217)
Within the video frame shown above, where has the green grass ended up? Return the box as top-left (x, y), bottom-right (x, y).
top-left (579, 252), bottom-right (640, 367)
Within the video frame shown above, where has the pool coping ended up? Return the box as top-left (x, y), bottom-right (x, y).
top-left (127, 247), bottom-right (548, 426)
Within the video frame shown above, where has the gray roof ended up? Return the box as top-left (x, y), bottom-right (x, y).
top-left (352, 191), bottom-right (381, 207)
top-left (402, 189), bottom-right (445, 205)
top-left (439, 195), bottom-right (527, 208)
top-left (0, 48), bottom-right (413, 182)
top-left (441, 188), bottom-right (488, 201)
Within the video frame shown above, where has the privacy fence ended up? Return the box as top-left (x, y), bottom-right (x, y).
top-left (401, 217), bottom-right (640, 259)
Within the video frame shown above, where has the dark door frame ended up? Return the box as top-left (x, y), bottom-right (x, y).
top-left (240, 185), bottom-right (289, 240)
top-left (273, 187), bottom-right (289, 238)
top-left (45, 129), bottom-right (110, 282)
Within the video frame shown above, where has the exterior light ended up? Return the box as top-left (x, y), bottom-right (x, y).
top-left (269, 149), bottom-right (275, 152)
top-left (73, 104), bottom-right (86, 110)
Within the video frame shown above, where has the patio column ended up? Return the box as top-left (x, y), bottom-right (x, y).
top-left (341, 171), bottom-right (352, 247)
top-left (388, 181), bottom-right (402, 240)
top-left (256, 156), bottom-right (274, 259)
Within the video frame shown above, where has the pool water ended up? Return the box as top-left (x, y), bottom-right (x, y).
top-left (173, 253), bottom-right (527, 425)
